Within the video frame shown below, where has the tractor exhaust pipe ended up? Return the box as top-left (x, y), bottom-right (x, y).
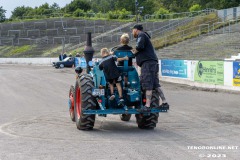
top-left (83, 32), bottom-right (95, 73)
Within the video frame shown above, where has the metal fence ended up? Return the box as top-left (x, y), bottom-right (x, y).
top-left (153, 9), bottom-right (240, 49)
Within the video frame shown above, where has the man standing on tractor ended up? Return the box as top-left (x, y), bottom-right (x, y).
top-left (131, 24), bottom-right (169, 112)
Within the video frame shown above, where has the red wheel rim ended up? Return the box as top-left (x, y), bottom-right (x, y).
top-left (69, 91), bottom-right (74, 115)
top-left (76, 86), bottom-right (81, 118)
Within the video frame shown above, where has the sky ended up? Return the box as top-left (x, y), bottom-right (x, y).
top-left (0, 0), bottom-right (73, 18)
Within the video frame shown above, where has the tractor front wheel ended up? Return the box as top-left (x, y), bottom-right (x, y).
top-left (69, 85), bottom-right (75, 122)
top-left (74, 74), bottom-right (97, 130)
top-left (120, 114), bottom-right (131, 121)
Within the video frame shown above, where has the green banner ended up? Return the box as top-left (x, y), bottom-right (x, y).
top-left (194, 61), bottom-right (224, 85)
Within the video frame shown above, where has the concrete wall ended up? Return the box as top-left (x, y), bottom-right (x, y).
top-left (218, 7), bottom-right (240, 21)
top-left (0, 58), bottom-right (58, 65)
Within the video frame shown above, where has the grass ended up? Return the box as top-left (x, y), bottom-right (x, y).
top-left (12, 45), bottom-right (32, 54)
top-left (152, 13), bottom-right (227, 49)
top-left (5, 15), bottom-right (135, 24)
top-left (3, 45), bottom-right (32, 57)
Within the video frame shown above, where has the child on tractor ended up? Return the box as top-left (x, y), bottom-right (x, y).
top-left (99, 48), bottom-right (128, 106)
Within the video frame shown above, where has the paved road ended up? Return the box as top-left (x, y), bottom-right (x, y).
top-left (0, 65), bottom-right (239, 160)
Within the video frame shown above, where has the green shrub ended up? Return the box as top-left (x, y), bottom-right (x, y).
top-left (63, 13), bottom-right (72, 17)
top-left (107, 11), bottom-right (114, 19)
top-left (73, 9), bottom-right (85, 17)
top-left (189, 4), bottom-right (202, 12)
top-left (154, 8), bottom-right (170, 19)
top-left (118, 9), bottom-right (131, 19)
top-left (107, 9), bottom-right (131, 20)
top-left (85, 10), bottom-right (95, 18)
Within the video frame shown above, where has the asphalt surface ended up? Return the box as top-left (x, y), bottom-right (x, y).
top-left (0, 64), bottom-right (239, 160)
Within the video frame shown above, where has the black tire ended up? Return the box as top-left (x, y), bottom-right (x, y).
top-left (69, 85), bottom-right (75, 122)
top-left (135, 90), bottom-right (159, 129)
top-left (60, 64), bottom-right (64, 68)
top-left (120, 114), bottom-right (131, 121)
top-left (74, 74), bottom-right (97, 130)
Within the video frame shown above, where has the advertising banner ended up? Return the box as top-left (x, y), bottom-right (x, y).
top-left (194, 61), bottom-right (224, 85)
top-left (161, 60), bottom-right (188, 78)
top-left (233, 61), bottom-right (240, 86)
top-left (191, 61), bottom-right (198, 81)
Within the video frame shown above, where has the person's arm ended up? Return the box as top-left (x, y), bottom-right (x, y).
top-left (135, 34), bottom-right (145, 52)
top-left (117, 56), bottom-right (128, 62)
top-left (112, 55), bottom-right (118, 61)
top-left (131, 34), bottom-right (145, 54)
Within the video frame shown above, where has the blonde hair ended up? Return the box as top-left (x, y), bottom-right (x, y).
top-left (101, 48), bottom-right (109, 56)
top-left (120, 33), bottom-right (130, 45)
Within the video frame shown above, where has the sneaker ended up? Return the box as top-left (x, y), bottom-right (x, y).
top-left (118, 98), bottom-right (125, 107)
top-left (109, 95), bottom-right (115, 100)
top-left (137, 106), bottom-right (151, 113)
top-left (119, 98), bottom-right (124, 102)
top-left (158, 103), bottom-right (169, 110)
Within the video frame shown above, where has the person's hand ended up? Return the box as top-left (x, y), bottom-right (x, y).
top-left (124, 56), bottom-right (129, 60)
top-left (131, 49), bottom-right (138, 54)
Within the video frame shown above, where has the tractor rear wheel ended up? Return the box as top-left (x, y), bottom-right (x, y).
top-left (135, 90), bottom-right (159, 129)
top-left (69, 85), bottom-right (75, 122)
top-left (74, 74), bottom-right (97, 130)
top-left (120, 114), bottom-right (131, 121)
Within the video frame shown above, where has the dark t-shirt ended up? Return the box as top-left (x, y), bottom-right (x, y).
top-left (115, 45), bottom-right (133, 66)
top-left (99, 55), bottom-right (120, 80)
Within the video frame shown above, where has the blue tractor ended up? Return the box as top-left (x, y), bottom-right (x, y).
top-left (68, 33), bottom-right (169, 130)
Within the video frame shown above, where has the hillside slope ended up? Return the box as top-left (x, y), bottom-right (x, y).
top-left (156, 22), bottom-right (240, 60)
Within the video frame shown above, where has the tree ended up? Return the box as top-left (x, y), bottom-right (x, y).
top-left (50, 3), bottom-right (60, 10)
top-left (35, 3), bottom-right (51, 15)
top-left (11, 6), bottom-right (33, 19)
top-left (154, 7), bottom-right (170, 19)
top-left (64, 0), bottom-right (91, 13)
top-left (169, 0), bottom-right (180, 12)
top-left (0, 6), bottom-right (6, 22)
top-left (6, 0), bottom-right (240, 20)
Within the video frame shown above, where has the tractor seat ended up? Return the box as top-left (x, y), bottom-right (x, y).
top-left (114, 50), bottom-right (135, 74)
top-left (117, 66), bottom-right (135, 72)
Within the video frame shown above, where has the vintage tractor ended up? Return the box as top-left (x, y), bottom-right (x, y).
top-left (68, 32), bottom-right (169, 130)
